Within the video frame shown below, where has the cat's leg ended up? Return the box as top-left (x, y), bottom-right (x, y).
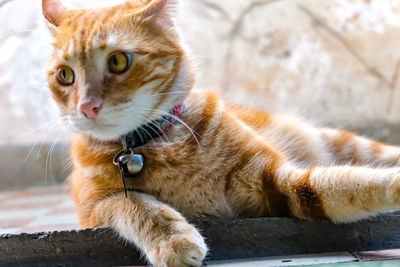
top-left (272, 163), bottom-right (400, 222)
top-left (89, 192), bottom-right (207, 267)
top-left (319, 128), bottom-right (400, 167)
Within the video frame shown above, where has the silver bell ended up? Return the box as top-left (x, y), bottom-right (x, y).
top-left (119, 153), bottom-right (144, 176)
top-left (114, 150), bottom-right (144, 178)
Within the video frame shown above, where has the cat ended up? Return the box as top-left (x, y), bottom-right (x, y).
top-left (42, 0), bottom-right (400, 266)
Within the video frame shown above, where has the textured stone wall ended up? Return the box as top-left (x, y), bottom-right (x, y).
top-left (1, 0), bottom-right (400, 145)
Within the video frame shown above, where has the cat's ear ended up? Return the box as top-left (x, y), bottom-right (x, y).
top-left (42, 0), bottom-right (68, 27)
top-left (138, 0), bottom-right (176, 29)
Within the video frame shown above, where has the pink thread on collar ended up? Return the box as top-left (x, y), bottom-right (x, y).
top-left (161, 103), bottom-right (184, 133)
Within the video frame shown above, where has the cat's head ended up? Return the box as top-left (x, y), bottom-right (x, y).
top-left (42, 0), bottom-right (193, 140)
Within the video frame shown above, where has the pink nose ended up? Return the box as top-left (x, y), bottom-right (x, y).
top-left (79, 97), bottom-right (103, 121)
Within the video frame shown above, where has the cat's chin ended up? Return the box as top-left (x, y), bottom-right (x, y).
top-left (79, 126), bottom-right (129, 141)
top-left (74, 122), bottom-right (144, 142)
top-left (68, 116), bottom-right (133, 141)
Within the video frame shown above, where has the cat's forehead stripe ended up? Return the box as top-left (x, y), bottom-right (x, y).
top-left (60, 31), bottom-right (130, 60)
top-left (99, 38), bottom-right (107, 50)
top-left (66, 41), bottom-right (74, 60)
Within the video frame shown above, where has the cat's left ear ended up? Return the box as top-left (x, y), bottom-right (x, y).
top-left (139, 0), bottom-right (176, 29)
top-left (42, 0), bottom-right (68, 27)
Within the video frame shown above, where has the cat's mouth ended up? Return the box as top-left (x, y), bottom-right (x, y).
top-left (68, 117), bottom-right (120, 136)
top-left (70, 119), bottom-right (118, 130)
top-left (67, 110), bottom-right (155, 141)
top-left (68, 103), bottom-right (185, 141)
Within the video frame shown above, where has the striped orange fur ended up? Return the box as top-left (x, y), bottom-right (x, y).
top-left (43, 0), bottom-right (400, 266)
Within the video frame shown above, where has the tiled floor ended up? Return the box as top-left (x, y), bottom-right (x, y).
top-left (0, 186), bottom-right (80, 234)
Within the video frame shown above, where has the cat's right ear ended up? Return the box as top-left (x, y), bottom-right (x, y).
top-left (135, 0), bottom-right (176, 29)
top-left (42, 0), bottom-right (67, 27)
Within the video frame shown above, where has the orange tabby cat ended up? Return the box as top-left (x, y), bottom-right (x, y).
top-left (42, 0), bottom-right (400, 266)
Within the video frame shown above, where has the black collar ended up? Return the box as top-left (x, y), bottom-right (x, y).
top-left (120, 103), bottom-right (185, 150)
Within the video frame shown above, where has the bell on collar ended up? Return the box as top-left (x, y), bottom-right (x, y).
top-left (114, 150), bottom-right (144, 178)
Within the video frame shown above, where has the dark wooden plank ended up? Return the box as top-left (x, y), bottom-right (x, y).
top-left (1, 215), bottom-right (400, 266)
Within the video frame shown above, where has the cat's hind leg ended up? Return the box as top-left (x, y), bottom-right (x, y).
top-left (271, 163), bottom-right (400, 222)
top-left (319, 128), bottom-right (400, 167)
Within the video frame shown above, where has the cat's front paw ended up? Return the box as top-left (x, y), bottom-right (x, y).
top-left (148, 228), bottom-right (207, 267)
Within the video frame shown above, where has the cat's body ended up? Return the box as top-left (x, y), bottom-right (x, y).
top-left (42, 0), bottom-right (400, 266)
top-left (72, 88), bottom-right (400, 223)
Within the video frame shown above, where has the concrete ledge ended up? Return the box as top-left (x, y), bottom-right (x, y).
top-left (1, 216), bottom-right (400, 266)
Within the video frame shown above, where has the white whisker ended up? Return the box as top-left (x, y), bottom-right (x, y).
top-left (45, 124), bottom-right (64, 184)
top-left (147, 121), bottom-right (171, 144)
top-left (23, 120), bottom-right (62, 163)
top-left (145, 108), bottom-right (204, 156)
top-left (139, 127), bottom-right (157, 145)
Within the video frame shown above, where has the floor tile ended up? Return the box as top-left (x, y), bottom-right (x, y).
top-left (0, 208), bottom-right (50, 220)
top-left (26, 213), bottom-right (79, 227)
top-left (0, 185), bottom-right (79, 234)
top-left (2, 194), bottom-right (69, 206)
top-left (0, 217), bottom-right (33, 228)
top-left (0, 200), bottom-right (64, 210)
top-left (0, 228), bottom-right (19, 234)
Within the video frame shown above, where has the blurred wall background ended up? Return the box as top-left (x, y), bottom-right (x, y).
top-left (1, 0), bottom-right (400, 187)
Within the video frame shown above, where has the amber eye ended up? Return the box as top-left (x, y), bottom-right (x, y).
top-left (56, 66), bottom-right (75, 86)
top-left (108, 52), bottom-right (131, 74)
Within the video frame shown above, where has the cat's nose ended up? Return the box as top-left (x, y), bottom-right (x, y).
top-left (79, 97), bottom-right (103, 121)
